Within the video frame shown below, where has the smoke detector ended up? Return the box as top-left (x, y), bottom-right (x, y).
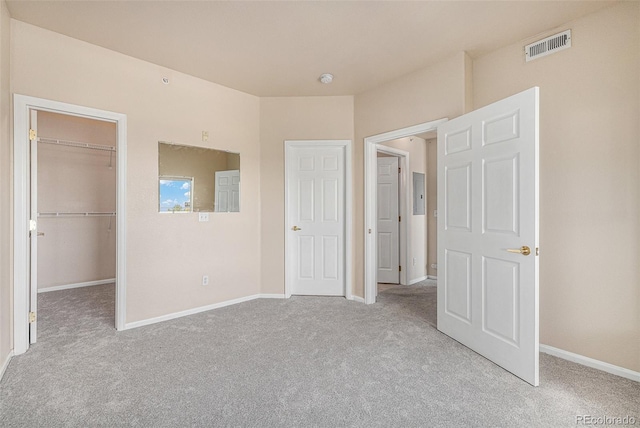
top-left (319, 73), bottom-right (334, 84)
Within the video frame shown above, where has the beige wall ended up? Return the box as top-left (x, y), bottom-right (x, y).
top-left (354, 52), bottom-right (469, 296)
top-left (379, 136), bottom-right (428, 282)
top-left (474, 2), bottom-right (640, 372)
top-left (0, 0), bottom-right (12, 366)
top-left (259, 96), bottom-right (354, 294)
top-left (36, 111), bottom-right (117, 289)
top-left (11, 20), bottom-right (262, 323)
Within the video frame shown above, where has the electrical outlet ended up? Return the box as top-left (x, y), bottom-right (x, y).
top-left (202, 131), bottom-right (209, 142)
top-left (199, 212), bottom-right (209, 222)
top-left (412, 258), bottom-right (416, 266)
top-left (433, 210), bottom-right (438, 218)
top-left (202, 275), bottom-right (209, 286)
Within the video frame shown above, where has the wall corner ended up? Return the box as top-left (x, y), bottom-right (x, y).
top-left (463, 51), bottom-right (473, 113)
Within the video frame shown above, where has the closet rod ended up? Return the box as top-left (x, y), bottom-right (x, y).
top-left (38, 212), bottom-right (116, 218)
top-left (37, 137), bottom-right (116, 152)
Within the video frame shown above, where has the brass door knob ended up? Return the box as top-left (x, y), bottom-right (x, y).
top-left (291, 226), bottom-right (302, 231)
top-left (507, 246), bottom-right (531, 256)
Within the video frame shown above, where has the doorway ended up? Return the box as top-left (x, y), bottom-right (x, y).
top-left (13, 95), bottom-right (127, 355)
top-left (365, 89), bottom-right (540, 385)
top-left (376, 154), bottom-right (400, 286)
top-left (374, 144), bottom-right (412, 297)
top-left (364, 119), bottom-right (447, 304)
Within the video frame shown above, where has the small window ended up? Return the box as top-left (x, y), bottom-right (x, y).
top-left (159, 177), bottom-right (193, 213)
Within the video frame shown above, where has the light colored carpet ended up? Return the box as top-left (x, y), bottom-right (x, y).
top-left (377, 280), bottom-right (437, 328)
top-left (1, 283), bottom-right (638, 427)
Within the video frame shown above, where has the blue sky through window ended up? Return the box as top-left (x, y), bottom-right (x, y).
top-left (159, 178), bottom-right (192, 212)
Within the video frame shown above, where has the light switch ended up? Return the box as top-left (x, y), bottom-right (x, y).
top-left (198, 212), bottom-right (209, 222)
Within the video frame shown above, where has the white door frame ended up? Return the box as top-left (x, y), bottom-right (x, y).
top-left (284, 140), bottom-right (352, 300)
top-left (13, 94), bottom-right (128, 355)
top-left (364, 119), bottom-right (447, 304)
top-left (375, 145), bottom-right (409, 287)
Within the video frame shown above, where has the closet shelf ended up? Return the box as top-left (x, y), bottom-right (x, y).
top-left (38, 137), bottom-right (116, 152)
top-left (38, 212), bottom-right (116, 218)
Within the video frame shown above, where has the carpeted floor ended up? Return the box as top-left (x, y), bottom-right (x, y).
top-left (0, 283), bottom-right (638, 427)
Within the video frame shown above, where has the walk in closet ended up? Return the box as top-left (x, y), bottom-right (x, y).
top-left (34, 111), bottom-right (116, 316)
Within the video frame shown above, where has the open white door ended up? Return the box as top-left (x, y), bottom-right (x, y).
top-left (377, 156), bottom-right (400, 284)
top-left (437, 87), bottom-right (539, 385)
top-left (28, 109), bottom-right (39, 344)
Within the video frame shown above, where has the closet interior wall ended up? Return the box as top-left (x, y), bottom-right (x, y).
top-left (37, 111), bottom-right (117, 291)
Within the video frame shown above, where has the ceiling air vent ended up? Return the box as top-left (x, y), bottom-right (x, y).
top-left (525, 30), bottom-right (571, 62)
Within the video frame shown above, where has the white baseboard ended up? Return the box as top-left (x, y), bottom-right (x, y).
top-left (258, 293), bottom-right (286, 299)
top-left (0, 351), bottom-right (13, 382)
top-left (38, 278), bottom-right (115, 293)
top-left (427, 275), bottom-right (437, 280)
top-left (349, 295), bottom-right (365, 304)
top-left (124, 294), bottom-right (265, 330)
top-left (540, 344), bottom-right (640, 383)
top-left (408, 275), bottom-right (429, 285)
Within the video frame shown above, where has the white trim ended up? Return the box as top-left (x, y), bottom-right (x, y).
top-left (38, 278), bottom-right (116, 293)
top-left (258, 294), bottom-right (287, 299)
top-left (284, 140), bottom-right (353, 300)
top-left (13, 94), bottom-right (128, 355)
top-left (0, 351), bottom-right (13, 381)
top-left (364, 118), bottom-right (447, 304)
top-left (427, 275), bottom-right (438, 280)
top-left (13, 97), bottom-right (29, 355)
top-left (540, 344), bottom-right (640, 383)
top-left (124, 294), bottom-right (263, 330)
top-left (408, 275), bottom-right (429, 285)
top-left (349, 295), bottom-right (365, 304)
top-left (375, 144), bottom-right (410, 286)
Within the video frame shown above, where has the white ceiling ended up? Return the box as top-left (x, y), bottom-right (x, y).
top-left (6, 1), bottom-right (615, 97)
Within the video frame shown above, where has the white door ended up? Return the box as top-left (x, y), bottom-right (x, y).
top-left (377, 156), bottom-right (400, 284)
top-left (215, 170), bottom-right (240, 212)
top-left (437, 87), bottom-right (539, 385)
top-left (287, 145), bottom-right (345, 296)
top-left (29, 109), bottom-right (39, 343)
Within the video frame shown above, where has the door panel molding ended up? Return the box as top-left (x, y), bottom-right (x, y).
top-left (284, 140), bottom-right (352, 300)
top-left (13, 94), bottom-right (128, 355)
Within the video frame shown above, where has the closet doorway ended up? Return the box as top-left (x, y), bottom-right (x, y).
top-left (14, 95), bottom-right (127, 354)
top-left (34, 110), bottom-right (116, 340)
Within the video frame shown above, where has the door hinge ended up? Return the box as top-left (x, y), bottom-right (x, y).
top-left (399, 266), bottom-right (402, 272)
top-left (29, 312), bottom-right (36, 323)
top-left (398, 167), bottom-right (401, 173)
top-left (536, 247), bottom-right (539, 256)
top-left (29, 129), bottom-right (36, 141)
top-left (399, 216), bottom-right (401, 222)
top-left (368, 228), bottom-right (372, 234)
